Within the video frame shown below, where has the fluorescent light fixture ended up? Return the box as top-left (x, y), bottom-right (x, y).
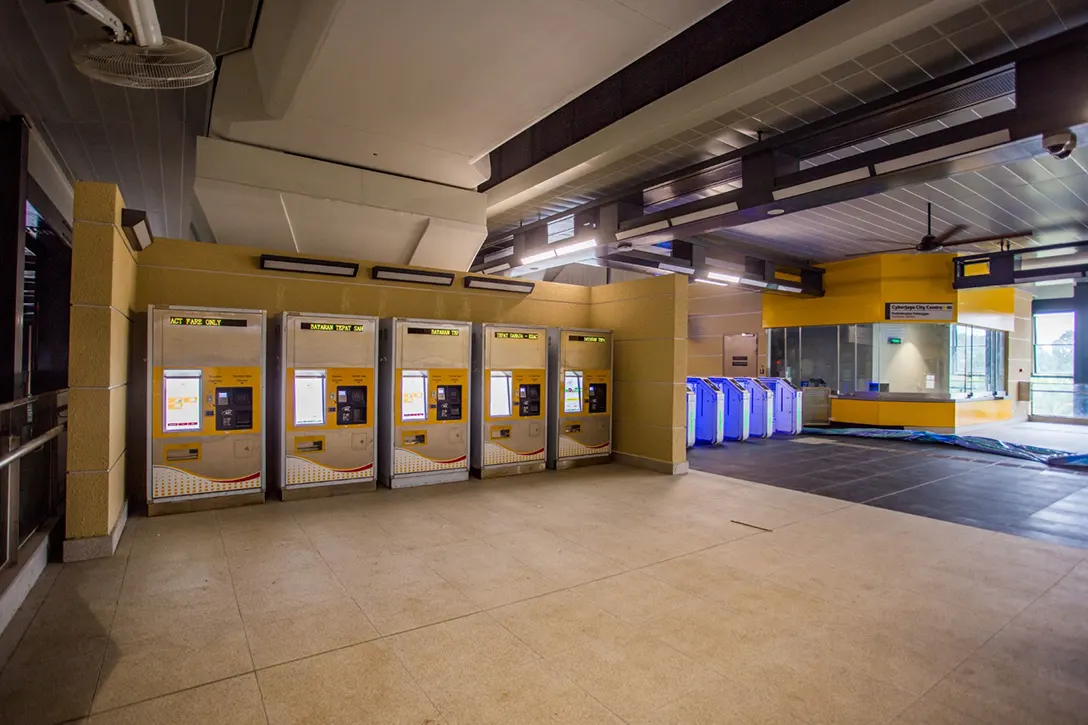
top-left (707, 271), bottom-right (741, 283)
top-left (521, 249), bottom-right (557, 265)
top-left (767, 208), bottom-right (785, 216)
top-left (616, 220), bottom-right (670, 241)
top-left (371, 265), bottom-right (454, 286)
top-left (260, 254), bottom-right (359, 278)
top-left (1034, 279), bottom-right (1074, 287)
top-left (555, 238), bottom-right (597, 256)
top-left (874, 130), bottom-right (1011, 175)
top-left (673, 202), bottom-right (739, 226)
top-left (483, 262), bottom-right (511, 275)
top-left (695, 278), bottom-right (730, 287)
top-left (658, 262), bottom-right (695, 274)
top-left (739, 278), bottom-right (769, 288)
top-left (777, 285), bottom-right (802, 293)
top-left (483, 246), bottom-right (515, 263)
top-left (120, 208), bottom-right (154, 252)
top-left (772, 168), bottom-right (870, 201)
top-left (464, 276), bottom-right (535, 293)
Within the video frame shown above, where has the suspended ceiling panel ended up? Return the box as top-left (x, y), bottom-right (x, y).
top-left (213, 0), bottom-right (728, 189)
top-left (487, 0), bottom-right (1082, 233)
top-left (0, 0), bottom-right (259, 239)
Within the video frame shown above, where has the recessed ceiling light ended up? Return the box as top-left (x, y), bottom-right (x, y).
top-left (767, 208), bottom-right (785, 216)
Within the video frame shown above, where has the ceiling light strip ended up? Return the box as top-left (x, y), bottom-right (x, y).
top-left (873, 130), bottom-right (1011, 175)
top-left (615, 220), bottom-right (670, 241)
top-left (521, 249), bottom-right (557, 265)
top-left (672, 202), bottom-right (740, 226)
top-left (694, 278), bottom-right (730, 287)
top-left (707, 271), bottom-right (741, 283)
top-left (554, 238), bottom-right (597, 256)
top-left (658, 262), bottom-right (695, 274)
top-left (483, 262), bottom-right (511, 275)
top-left (772, 168), bottom-right (871, 201)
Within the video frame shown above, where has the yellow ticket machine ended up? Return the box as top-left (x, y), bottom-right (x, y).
top-left (470, 323), bottom-right (548, 478)
top-left (147, 306), bottom-right (265, 512)
top-left (378, 318), bottom-right (471, 488)
top-left (273, 313), bottom-right (378, 499)
top-left (547, 328), bottom-right (613, 469)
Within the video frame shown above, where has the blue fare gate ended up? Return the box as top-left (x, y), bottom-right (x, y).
top-left (686, 377), bottom-right (724, 445)
top-left (708, 377), bottom-right (750, 441)
top-left (685, 383), bottom-right (697, 448)
top-left (735, 377), bottom-right (773, 438)
top-left (759, 378), bottom-right (804, 435)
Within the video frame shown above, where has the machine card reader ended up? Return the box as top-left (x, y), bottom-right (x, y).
top-left (519, 384), bottom-right (541, 417)
top-left (587, 383), bottom-right (608, 413)
top-left (215, 387), bottom-right (254, 431)
top-left (435, 385), bottom-right (463, 421)
top-left (336, 386), bottom-right (367, 425)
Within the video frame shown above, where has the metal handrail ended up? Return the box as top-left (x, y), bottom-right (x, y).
top-left (0, 424), bottom-right (65, 471)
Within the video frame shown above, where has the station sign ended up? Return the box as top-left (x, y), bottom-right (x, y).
top-left (885, 303), bottom-right (954, 321)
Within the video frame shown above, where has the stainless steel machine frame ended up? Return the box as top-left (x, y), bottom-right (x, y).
top-left (146, 305), bottom-right (266, 514)
top-left (273, 312), bottom-right (379, 500)
top-left (470, 323), bottom-right (548, 478)
top-left (378, 318), bottom-right (472, 488)
top-left (546, 327), bottom-right (613, 470)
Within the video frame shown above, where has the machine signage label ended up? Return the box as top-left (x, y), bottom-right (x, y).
top-left (301, 322), bottom-right (366, 332)
top-left (569, 335), bottom-right (607, 343)
top-left (168, 316), bottom-right (247, 327)
top-left (407, 327), bottom-right (460, 336)
top-left (885, 303), bottom-right (953, 321)
top-left (495, 332), bottom-right (538, 340)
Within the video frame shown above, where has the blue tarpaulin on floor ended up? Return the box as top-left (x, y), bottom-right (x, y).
top-left (801, 427), bottom-right (1088, 469)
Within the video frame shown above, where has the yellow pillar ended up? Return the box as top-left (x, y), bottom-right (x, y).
top-left (64, 182), bottom-right (136, 561)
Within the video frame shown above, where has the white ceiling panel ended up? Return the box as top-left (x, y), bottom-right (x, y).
top-left (193, 179), bottom-right (296, 251)
top-left (280, 194), bottom-right (431, 264)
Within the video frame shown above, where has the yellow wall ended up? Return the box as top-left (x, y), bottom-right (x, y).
top-left (687, 282), bottom-right (764, 377)
top-left (67, 182), bottom-right (136, 540)
top-left (590, 274), bottom-right (688, 469)
top-left (763, 254), bottom-right (1015, 331)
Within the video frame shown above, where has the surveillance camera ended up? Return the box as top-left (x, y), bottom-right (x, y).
top-left (1043, 130), bottom-right (1077, 160)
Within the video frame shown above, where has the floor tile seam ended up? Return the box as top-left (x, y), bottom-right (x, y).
top-left (374, 627), bottom-right (446, 723)
top-left (0, 563), bottom-right (63, 679)
top-left (841, 472), bottom-right (962, 504)
top-left (483, 535), bottom-right (628, 580)
top-left (85, 537), bottom-right (137, 716)
top-left (212, 522), bottom-right (262, 710)
top-left (76, 670), bottom-right (264, 722)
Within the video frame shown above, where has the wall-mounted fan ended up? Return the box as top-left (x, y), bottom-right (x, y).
top-left (846, 203), bottom-right (1032, 258)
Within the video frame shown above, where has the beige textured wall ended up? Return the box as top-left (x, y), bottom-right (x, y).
top-left (687, 283), bottom-right (764, 377)
top-left (67, 182), bottom-right (136, 539)
top-left (590, 274), bottom-right (688, 468)
top-left (1009, 289), bottom-right (1032, 420)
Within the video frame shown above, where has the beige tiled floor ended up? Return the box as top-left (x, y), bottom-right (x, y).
top-left (2, 464), bottom-right (1087, 724)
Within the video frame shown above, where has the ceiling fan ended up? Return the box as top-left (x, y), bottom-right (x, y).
top-left (846, 203), bottom-right (1032, 258)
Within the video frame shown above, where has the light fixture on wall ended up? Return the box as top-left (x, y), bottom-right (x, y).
top-left (371, 266), bottom-right (454, 286)
top-left (260, 254), bottom-right (359, 277)
top-left (464, 276), bottom-right (535, 293)
top-left (120, 208), bottom-right (155, 252)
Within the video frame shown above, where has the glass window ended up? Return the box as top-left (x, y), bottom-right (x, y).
top-left (875, 323), bottom-right (950, 394)
top-left (837, 325), bottom-right (856, 394)
top-left (401, 371), bottom-right (428, 421)
top-left (293, 370), bottom-right (327, 426)
top-left (769, 328), bottom-right (786, 377)
top-left (1034, 312), bottom-right (1074, 377)
top-left (563, 371), bottom-right (584, 413)
top-left (854, 324), bottom-right (874, 392)
top-left (163, 370), bottom-right (202, 432)
top-left (799, 326), bottom-right (837, 387)
top-left (489, 371), bottom-right (513, 417)
top-left (785, 328), bottom-right (801, 384)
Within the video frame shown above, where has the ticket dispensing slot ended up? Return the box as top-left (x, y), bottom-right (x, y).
top-left (149, 307), bottom-right (266, 509)
top-left (277, 314), bottom-right (378, 497)
top-left (547, 329), bottom-right (613, 469)
top-left (380, 319), bottom-right (472, 488)
top-left (471, 324), bottom-right (549, 478)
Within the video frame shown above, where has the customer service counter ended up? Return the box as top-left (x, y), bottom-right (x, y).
top-left (830, 393), bottom-right (1012, 432)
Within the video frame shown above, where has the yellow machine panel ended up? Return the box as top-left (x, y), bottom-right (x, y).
top-left (471, 324), bottom-right (548, 477)
top-left (274, 313), bottom-right (378, 498)
top-left (379, 319), bottom-right (472, 487)
top-left (148, 307), bottom-right (266, 507)
top-left (548, 328), bottom-right (613, 469)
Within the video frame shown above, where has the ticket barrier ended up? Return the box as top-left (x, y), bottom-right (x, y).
top-left (147, 306), bottom-right (266, 513)
top-left (378, 318), bottom-right (472, 487)
top-left (685, 383), bottom-right (697, 448)
top-left (687, 377), bottom-right (724, 445)
top-left (735, 377), bottom-right (773, 439)
top-left (471, 323), bottom-right (548, 478)
top-left (273, 313), bottom-right (377, 499)
top-left (708, 377), bottom-right (750, 442)
top-left (759, 377), bottom-right (804, 435)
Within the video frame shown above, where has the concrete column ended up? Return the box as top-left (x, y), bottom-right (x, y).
top-left (64, 182), bottom-right (136, 561)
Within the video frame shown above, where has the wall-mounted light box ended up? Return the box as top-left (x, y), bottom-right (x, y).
top-left (371, 266), bottom-right (455, 286)
top-left (260, 254), bottom-right (359, 277)
top-left (463, 276), bottom-right (535, 294)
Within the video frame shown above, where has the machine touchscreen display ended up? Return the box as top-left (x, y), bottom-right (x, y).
top-left (489, 371), bottom-right (512, 417)
top-left (563, 371), bottom-right (583, 414)
top-left (293, 372), bottom-right (326, 426)
top-left (401, 372), bottom-right (428, 421)
top-left (164, 375), bottom-right (202, 432)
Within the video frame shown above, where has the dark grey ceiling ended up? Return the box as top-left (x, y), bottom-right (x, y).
top-left (0, 0), bottom-right (260, 239)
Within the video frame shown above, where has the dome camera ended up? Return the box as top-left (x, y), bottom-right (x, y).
top-left (1043, 130), bottom-right (1077, 160)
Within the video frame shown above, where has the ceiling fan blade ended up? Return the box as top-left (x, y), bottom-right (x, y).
top-left (932, 224), bottom-right (968, 246)
top-left (845, 245), bottom-right (918, 258)
top-left (855, 239), bottom-right (921, 246)
top-left (940, 230), bottom-right (1035, 247)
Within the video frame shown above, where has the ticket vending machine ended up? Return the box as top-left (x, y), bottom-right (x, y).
top-left (736, 377), bottom-right (773, 438)
top-left (685, 383), bottom-right (697, 448)
top-left (379, 319), bottom-right (471, 488)
top-left (547, 329), bottom-right (613, 469)
top-left (471, 324), bottom-right (548, 478)
top-left (148, 306), bottom-right (265, 512)
top-left (687, 377), bottom-right (724, 446)
top-left (760, 378), bottom-right (804, 435)
top-left (273, 313), bottom-right (378, 499)
top-left (708, 377), bottom-right (750, 442)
